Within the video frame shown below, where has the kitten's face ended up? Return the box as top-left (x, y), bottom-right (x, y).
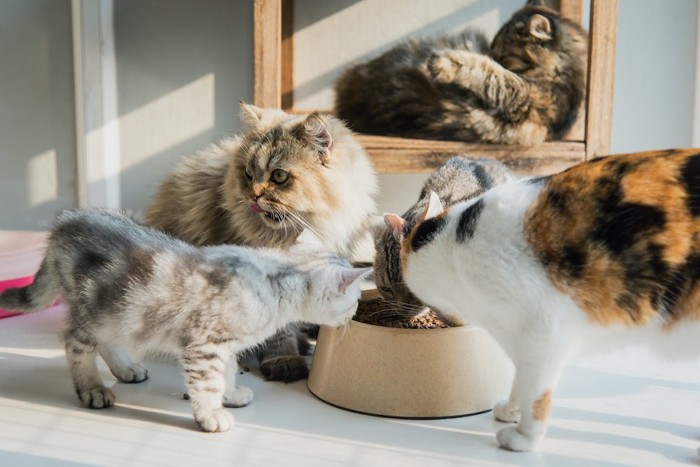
top-left (230, 108), bottom-right (336, 231)
top-left (490, 3), bottom-right (587, 80)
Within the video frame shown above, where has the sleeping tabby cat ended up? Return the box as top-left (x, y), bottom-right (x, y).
top-left (335, 0), bottom-right (587, 144)
top-left (0, 208), bottom-right (370, 432)
top-left (144, 103), bottom-right (377, 382)
top-left (370, 156), bottom-right (516, 311)
top-left (385, 149), bottom-right (700, 451)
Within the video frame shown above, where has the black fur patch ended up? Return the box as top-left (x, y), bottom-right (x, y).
top-left (411, 216), bottom-right (447, 252)
top-left (681, 154), bottom-right (700, 216)
top-left (456, 199), bottom-right (485, 243)
top-left (561, 244), bottom-right (587, 280)
top-left (592, 185), bottom-right (666, 254)
top-left (659, 253), bottom-right (700, 317)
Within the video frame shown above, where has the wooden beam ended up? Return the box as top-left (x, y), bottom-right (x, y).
top-left (556, 0), bottom-right (582, 24)
top-left (585, 0), bottom-right (618, 160)
top-left (357, 135), bottom-right (585, 175)
top-left (281, 0), bottom-right (294, 109)
top-left (254, 0), bottom-right (282, 108)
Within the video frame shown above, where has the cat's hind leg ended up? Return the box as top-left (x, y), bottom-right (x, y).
top-left (64, 328), bottom-right (115, 409)
top-left (182, 344), bottom-right (234, 432)
top-left (495, 342), bottom-right (567, 452)
top-left (98, 343), bottom-right (148, 383)
top-left (222, 358), bottom-right (254, 408)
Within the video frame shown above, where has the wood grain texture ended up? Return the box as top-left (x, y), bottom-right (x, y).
top-left (585, 0), bottom-right (618, 160)
top-left (356, 135), bottom-right (585, 175)
top-left (254, 0), bottom-right (282, 108)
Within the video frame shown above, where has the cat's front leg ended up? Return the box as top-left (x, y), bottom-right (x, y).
top-left (182, 344), bottom-right (234, 432)
top-left (427, 50), bottom-right (529, 111)
top-left (493, 377), bottom-right (520, 423)
top-left (495, 346), bottom-right (566, 452)
top-left (222, 358), bottom-right (254, 408)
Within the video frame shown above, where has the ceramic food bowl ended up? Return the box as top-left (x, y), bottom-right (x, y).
top-left (307, 290), bottom-right (514, 419)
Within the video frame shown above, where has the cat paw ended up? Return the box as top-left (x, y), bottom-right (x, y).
top-left (223, 385), bottom-right (254, 408)
top-left (78, 386), bottom-right (115, 409)
top-left (114, 364), bottom-right (149, 384)
top-left (493, 400), bottom-right (521, 423)
top-left (496, 426), bottom-right (541, 452)
top-left (195, 408), bottom-right (235, 433)
top-left (260, 355), bottom-right (309, 382)
top-left (426, 50), bottom-right (467, 82)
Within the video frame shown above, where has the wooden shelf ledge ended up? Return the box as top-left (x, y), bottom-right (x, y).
top-left (356, 134), bottom-right (585, 175)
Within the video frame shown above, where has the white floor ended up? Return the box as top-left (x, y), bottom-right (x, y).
top-left (0, 306), bottom-right (699, 467)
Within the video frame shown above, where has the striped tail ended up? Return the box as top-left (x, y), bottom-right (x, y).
top-left (0, 257), bottom-right (60, 312)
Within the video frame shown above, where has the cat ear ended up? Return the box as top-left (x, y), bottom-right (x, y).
top-left (296, 113), bottom-right (334, 164)
top-left (367, 215), bottom-right (388, 240)
top-left (528, 14), bottom-right (552, 42)
top-left (384, 214), bottom-right (406, 243)
top-left (422, 191), bottom-right (445, 222)
top-left (338, 266), bottom-right (373, 294)
top-left (295, 229), bottom-right (325, 248)
top-left (240, 101), bottom-right (263, 130)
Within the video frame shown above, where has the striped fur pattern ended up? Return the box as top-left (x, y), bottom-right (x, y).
top-left (385, 149), bottom-right (700, 451)
top-left (0, 208), bottom-right (371, 432)
top-left (143, 103), bottom-right (377, 382)
top-left (370, 156), bottom-right (516, 312)
top-left (334, 0), bottom-right (587, 144)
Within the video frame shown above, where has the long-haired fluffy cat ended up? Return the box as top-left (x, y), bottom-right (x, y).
top-left (334, 0), bottom-right (587, 144)
top-left (384, 149), bottom-right (700, 451)
top-left (370, 156), bottom-right (516, 311)
top-left (143, 103), bottom-right (377, 382)
top-left (0, 208), bottom-right (371, 432)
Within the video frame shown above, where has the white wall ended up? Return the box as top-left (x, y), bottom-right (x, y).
top-left (0, 0), bottom-right (697, 230)
top-left (0, 0), bottom-right (76, 230)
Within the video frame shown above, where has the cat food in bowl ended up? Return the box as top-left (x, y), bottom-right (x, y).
top-left (308, 289), bottom-right (514, 418)
top-left (0, 231), bottom-right (49, 318)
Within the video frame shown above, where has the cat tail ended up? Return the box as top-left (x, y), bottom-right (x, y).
top-left (0, 257), bottom-right (60, 312)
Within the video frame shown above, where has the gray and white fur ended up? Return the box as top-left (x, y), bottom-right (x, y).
top-left (0, 208), bottom-right (370, 432)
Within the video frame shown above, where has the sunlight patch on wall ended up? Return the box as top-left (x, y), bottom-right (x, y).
top-left (118, 73), bottom-right (216, 172)
top-left (27, 149), bottom-right (58, 207)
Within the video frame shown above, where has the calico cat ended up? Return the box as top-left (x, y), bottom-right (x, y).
top-left (370, 156), bottom-right (516, 311)
top-left (334, 0), bottom-right (587, 145)
top-left (384, 149), bottom-right (700, 451)
top-left (0, 208), bottom-right (371, 432)
top-left (143, 103), bottom-right (377, 382)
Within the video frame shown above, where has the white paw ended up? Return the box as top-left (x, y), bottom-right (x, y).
top-left (115, 364), bottom-right (149, 383)
top-left (223, 385), bottom-right (254, 408)
top-left (496, 426), bottom-right (541, 452)
top-left (493, 400), bottom-right (520, 423)
top-left (79, 386), bottom-right (115, 409)
top-left (195, 408), bottom-right (235, 433)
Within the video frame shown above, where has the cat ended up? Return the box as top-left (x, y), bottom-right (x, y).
top-left (0, 208), bottom-right (371, 432)
top-left (370, 156), bottom-right (517, 313)
top-left (383, 149), bottom-right (700, 451)
top-left (334, 0), bottom-right (587, 145)
top-left (143, 102), bottom-right (378, 382)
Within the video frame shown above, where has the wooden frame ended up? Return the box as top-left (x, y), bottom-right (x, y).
top-left (254, 0), bottom-right (617, 175)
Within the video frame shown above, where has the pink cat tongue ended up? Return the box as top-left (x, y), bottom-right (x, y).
top-left (250, 203), bottom-right (265, 214)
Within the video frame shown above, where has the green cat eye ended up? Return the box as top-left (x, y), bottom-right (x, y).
top-left (271, 169), bottom-right (289, 185)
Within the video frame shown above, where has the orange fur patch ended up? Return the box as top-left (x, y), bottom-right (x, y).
top-left (532, 390), bottom-right (552, 421)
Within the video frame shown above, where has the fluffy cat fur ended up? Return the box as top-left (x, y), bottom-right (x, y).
top-left (0, 208), bottom-right (371, 432)
top-left (334, 0), bottom-right (587, 144)
top-left (370, 156), bottom-right (516, 310)
top-left (143, 103), bottom-right (377, 382)
top-left (385, 149), bottom-right (700, 451)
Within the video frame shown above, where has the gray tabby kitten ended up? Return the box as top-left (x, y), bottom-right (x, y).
top-left (370, 157), bottom-right (516, 311)
top-left (335, 0), bottom-right (587, 144)
top-left (0, 208), bottom-right (370, 432)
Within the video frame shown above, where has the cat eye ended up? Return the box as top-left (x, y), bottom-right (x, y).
top-left (245, 166), bottom-right (254, 180)
top-left (271, 169), bottom-right (289, 185)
